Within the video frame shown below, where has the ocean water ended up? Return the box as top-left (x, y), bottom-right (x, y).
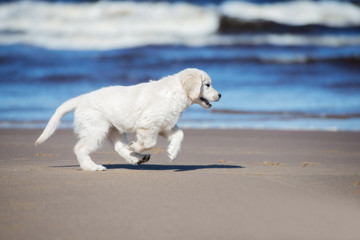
top-left (0, 0), bottom-right (360, 131)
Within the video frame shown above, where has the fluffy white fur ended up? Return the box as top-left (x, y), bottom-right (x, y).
top-left (35, 68), bottom-right (221, 171)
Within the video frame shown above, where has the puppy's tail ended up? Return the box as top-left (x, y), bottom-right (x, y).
top-left (35, 97), bottom-right (79, 146)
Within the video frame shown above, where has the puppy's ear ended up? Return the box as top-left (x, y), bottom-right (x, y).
top-left (180, 70), bottom-right (202, 101)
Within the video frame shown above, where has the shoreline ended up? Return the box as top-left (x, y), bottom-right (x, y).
top-left (1, 123), bottom-right (360, 133)
top-left (1, 128), bottom-right (359, 239)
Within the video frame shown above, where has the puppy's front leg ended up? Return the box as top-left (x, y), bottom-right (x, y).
top-left (160, 125), bottom-right (184, 161)
top-left (128, 128), bottom-right (158, 153)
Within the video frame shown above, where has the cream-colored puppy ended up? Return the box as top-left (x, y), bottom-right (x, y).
top-left (35, 68), bottom-right (221, 171)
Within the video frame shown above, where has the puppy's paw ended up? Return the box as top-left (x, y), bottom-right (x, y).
top-left (168, 152), bottom-right (178, 161)
top-left (136, 154), bottom-right (151, 165)
top-left (81, 164), bottom-right (107, 171)
top-left (168, 147), bottom-right (180, 161)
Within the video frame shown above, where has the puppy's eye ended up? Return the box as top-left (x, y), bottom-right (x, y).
top-left (205, 84), bottom-right (210, 87)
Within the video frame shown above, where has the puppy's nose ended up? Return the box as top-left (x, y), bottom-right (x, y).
top-left (218, 93), bottom-right (221, 99)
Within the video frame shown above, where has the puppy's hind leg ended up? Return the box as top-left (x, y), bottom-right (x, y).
top-left (109, 128), bottom-right (150, 165)
top-left (73, 110), bottom-right (110, 171)
top-left (128, 128), bottom-right (158, 153)
top-left (74, 136), bottom-right (107, 171)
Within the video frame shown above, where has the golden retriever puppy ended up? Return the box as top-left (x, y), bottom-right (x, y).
top-left (35, 68), bottom-right (221, 171)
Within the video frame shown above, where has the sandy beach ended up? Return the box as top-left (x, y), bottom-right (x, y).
top-left (0, 128), bottom-right (359, 240)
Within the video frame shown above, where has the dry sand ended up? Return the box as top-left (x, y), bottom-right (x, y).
top-left (0, 129), bottom-right (359, 240)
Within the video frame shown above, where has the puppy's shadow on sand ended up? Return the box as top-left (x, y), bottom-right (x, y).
top-left (53, 164), bottom-right (244, 172)
top-left (105, 164), bottom-right (244, 172)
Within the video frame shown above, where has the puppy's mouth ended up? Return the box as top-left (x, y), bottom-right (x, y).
top-left (200, 97), bottom-right (212, 108)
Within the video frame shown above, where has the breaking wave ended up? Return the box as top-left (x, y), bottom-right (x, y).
top-left (0, 1), bottom-right (359, 50)
top-left (220, 1), bottom-right (360, 27)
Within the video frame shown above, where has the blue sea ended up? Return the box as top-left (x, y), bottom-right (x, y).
top-left (1, 0), bottom-right (360, 131)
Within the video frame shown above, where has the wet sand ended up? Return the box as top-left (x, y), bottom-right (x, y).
top-left (0, 129), bottom-right (359, 240)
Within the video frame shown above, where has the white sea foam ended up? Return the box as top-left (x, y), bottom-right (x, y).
top-left (0, 1), bottom-right (359, 50)
top-left (220, 1), bottom-right (360, 27)
top-left (0, 1), bottom-right (219, 49)
top-left (220, 34), bottom-right (360, 47)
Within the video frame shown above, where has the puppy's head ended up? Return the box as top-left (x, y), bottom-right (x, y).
top-left (179, 68), bottom-right (221, 108)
